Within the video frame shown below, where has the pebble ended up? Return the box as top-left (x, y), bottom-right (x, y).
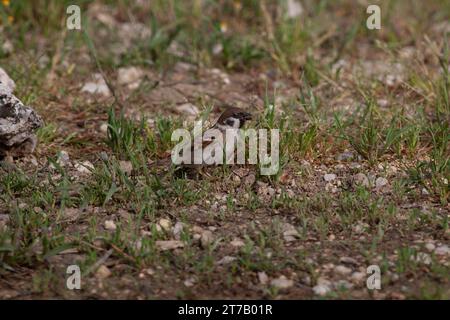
top-left (216, 256), bottom-right (237, 265)
top-left (119, 161), bottom-right (133, 175)
top-left (175, 103), bottom-right (199, 117)
top-left (230, 238), bottom-right (245, 248)
top-left (74, 161), bottom-right (94, 174)
top-left (258, 272), bottom-right (269, 285)
top-left (375, 177), bottom-right (388, 189)
top-left (95, 265), bottom-right (112, 279)
top-left (424, 242), bottom-right (435, 252)
top-left (435, 245), bottom-right (450, 256)
top-left (155, 240), bottom-right (184, 251)
top-left (81, 74), bottom-right (111, 97)
top-left (353, 173), bottom-right (369, 187)
top-left (337, 151), bottom-right (354, 161)
top-left (323, 173), bottom-right (337, 182)
top-left (334, 265), bottom-right (352, 276)
top-left (312, 284), bottom-right (331, 296)
top-left (158, 218), bottom-right (172, 231)
top-left (350, 272), bottom-right (365, 283)
top-left (104, 220), bottom-right (117, 231)
top-left (270, 276), bottom-right (294, 290)
top-left (200, 230), bottom-right (214, 248)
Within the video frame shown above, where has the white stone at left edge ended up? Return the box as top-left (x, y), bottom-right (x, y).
top-left (81, 73), bottom-right (111, 97)
top-left (0, 67), bottom-right (16, 93)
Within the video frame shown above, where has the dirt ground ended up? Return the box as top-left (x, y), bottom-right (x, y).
top-left (0, 0), bottom-right (449, 299)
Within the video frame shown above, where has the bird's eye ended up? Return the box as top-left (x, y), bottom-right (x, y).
top-left (226, 119), bottom-right (235, 126)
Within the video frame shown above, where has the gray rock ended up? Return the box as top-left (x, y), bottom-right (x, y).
top-left (0, 82), bottom-right (43, 158)
top-left (375, 177), bottom-right (388, 189)
top-left (0, 67), bottom-right (15, 93)
top-left (353, 173), bottom-right (369, 187)
top-left (324, 173), bottom-right (337, 182)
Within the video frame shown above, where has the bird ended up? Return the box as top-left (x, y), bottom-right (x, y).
top-left (170, 106), bottom-right (252, 178)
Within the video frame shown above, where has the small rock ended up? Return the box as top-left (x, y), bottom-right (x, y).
top-left (217, 256), bottom-right (237, 265)
top-left (230, 238), bottom-right (245, 248)
top-left (337, 151), bottom-right (354, 161)
top-left (435, 245), bottom-right (450, 256)
top-left (175, 103), bottom-right (199, 117)
top-left (350, 272), bottom-right (365, 283)
top-left (81, 73), bottom-right (111, 97)
top-left (119, 160), bottom-right (133, 175)
top-left (95, 265), bottom-right (112, 279)
top-left (99, 123), bottom-right (109, 133)
top-left (413, 252), bottom-right (432, 265)
top-left (156, 240), bottom-right (184, 251)
top-left (104, 220), bottom-right (117, 231)
top-left (270, 276), bottom-right (294, 290)
top-left (243, 173), bottom-right (256, 186)
top-left (334, 265), bottom-right (352, 276)
top-left (158, 218), bottom-right (172, 232)
top-left (324, 173), bottom-right (337, 182)
top-left (313, 284), bottom-right (331, 296)
top-left (258, 272), bottom-right (269, 285)
top-left (375, 177), bottom-right (388, 189)
top-left (183, 277), bottom-right (196, 287)
top-left (353, 173), bottom-right (370, 187)
top-left (200, 230), bottom-right (214, 248)
top-left (286, 0), bottom-right (303, 19)
top-left (424, 242), bottom-right (435, 252)
top-left (172, 222), bottom-right (184, 240)
top-left (56, 151), bottom-right (70, 167)
top-left (2, 40), bottom-right (14, 55)
top-left (74, 161), bottom-right (94, 174)
top-left (117, 67), bottom-right (144, 90)
top-left (0, 67), bottom-right (15, 93)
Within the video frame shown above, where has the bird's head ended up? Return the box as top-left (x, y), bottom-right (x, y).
top-left (215, 107), bottom-right (252, 129)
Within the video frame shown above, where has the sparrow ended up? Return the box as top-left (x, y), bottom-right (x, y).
top-left (172, 107), bottom-right (252, 178)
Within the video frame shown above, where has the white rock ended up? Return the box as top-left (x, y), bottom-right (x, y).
top-left (81, 73), bottom-right (111, 97)
top-left (95, 265), bottom-right (112, 279)
top-left (117, 67), bottom-right (144, 90)
top-left (175, 103), bottom-right (199, 117)
top-left (172, 222), bottom-right (184, 240)
top-left (119, 160), bottom-right (133, 175)
top-left (435, 245), bottom-right (450, 256)
top-left (217, 256), bottom-right (237, 265)
top-left (334, 265), bottom-right (352, 276)
top-left (270, 276), bottom-right (294, 289)
top-left (104, 220), bottom-right (117, 231)
top-left (425, 242), bottom-right (435, 252)
top-left (414, 252), bottom-right (432, 265)
top-left (156, 240), bottom-right (184, 251)
top-left (75, 161), bottom-right (94, 174)
top-left (286, 0), bottom-right (303, 18)
top-left (158, 218), bottom-right (172, 231)
top-left (350, 272), bottom-right (365, 283)
top-left (0, 67), bottom-right (15, 93)
top-left (375, 177), bottom-right (388, 189)
top-left (2, 40), bottom-right (14, 55)
top-left (230, 238), bottom-right (245, 248)
top-left (313, 284), bottom-right (331, 296)
top-left (258, 272), bottom-right (269, 285)
top-left (324, 173), bottom-right (337, 182)
top-left (100, 123), bottom-right (108, 133)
